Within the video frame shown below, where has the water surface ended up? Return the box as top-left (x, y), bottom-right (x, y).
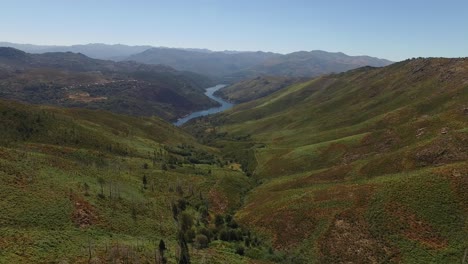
top-left (174, 84), bottom-right (234, 126)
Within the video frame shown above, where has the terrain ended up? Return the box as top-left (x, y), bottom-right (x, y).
top-left (0, 42), bottom-right (154, 60)
top-left (127, 49), bottom-right (393, 82)
top-left (214, 76), bottom-right (305, 103)
top-left (0, 43), bottom-right (466, 263)
top-left (2, 42), bottom-right (394, 83)
top-left (185, 58), bottom-right (468, 263)
top-left (0, 98), bottom-right (284, 263)
top-left (0, 47), bottom-right (216, 121)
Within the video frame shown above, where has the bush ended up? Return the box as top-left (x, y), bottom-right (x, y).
top-left (194, 234), bottom-right (209, 249)
top-left (197, 227), bottom-right (212, 241)
top-left (185, 228), bottom-right (196, 243)
top-left (219, 229), bottom-right (230, 241)
top-left (235, 245), bottom-right (245, 256)
top-left (215, 214), bottom-right (224, 227)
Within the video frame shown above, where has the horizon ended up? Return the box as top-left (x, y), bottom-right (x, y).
top-left (0, 41), bottom-right (396, 61)
top-left (3, 0), bottom-right (468, 61)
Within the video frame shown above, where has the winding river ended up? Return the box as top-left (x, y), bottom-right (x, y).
top-left (174, 84), bottom-right (234, 126)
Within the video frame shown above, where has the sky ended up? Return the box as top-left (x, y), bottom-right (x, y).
top-left (1, 0), bottom-right (468, 61)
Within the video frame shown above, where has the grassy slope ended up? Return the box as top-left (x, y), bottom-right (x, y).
top-left (186, 58), bottom-right (468, 263)
top-left (0, 99), bottom-right (276, 264)
top-left (214, 76), bottom-right (303, 103)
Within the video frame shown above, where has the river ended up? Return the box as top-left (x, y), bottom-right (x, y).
top-left (173, 84), bottom-right (234, 126)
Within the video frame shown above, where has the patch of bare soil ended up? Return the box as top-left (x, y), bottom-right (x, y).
top-left (68, 92), bottom-right (107, 103)
top-left (416, 134), bottom-right (468, 166)
top-left (386, 203), bottom-right (448, 249)
top-left (319, 210), bottom-right (399, 264)
top-left (208, 189), bottom-right (229, 214)
top-left (71, 195), bottom-right (98, 228)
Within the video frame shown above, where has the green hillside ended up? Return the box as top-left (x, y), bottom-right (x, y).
top-left (185, 58), bottom-right (468, 263)
top-left (0, 99), bottom-right (282, 263)
top-left (214, 76), bottom-right (304, 103)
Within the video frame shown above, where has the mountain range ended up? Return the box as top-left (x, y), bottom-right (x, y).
top-left (1, 42), bottom-right (393, 82)
top-left (128, 48), bottom-right (393, 81)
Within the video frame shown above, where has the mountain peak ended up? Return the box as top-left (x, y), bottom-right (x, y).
top-left (0, 47), bottom-right (28, 58)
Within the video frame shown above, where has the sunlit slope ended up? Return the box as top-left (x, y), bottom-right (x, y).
top-left (0, 100), bottom-right (267, 263)
top-left (188, 58), bottom-right (468, 263)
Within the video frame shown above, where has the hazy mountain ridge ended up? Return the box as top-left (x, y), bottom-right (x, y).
top-left (0, 42), bottom-right (153, 60)
top-left (128, 48), bottom-right (393, 82)
top-left (127, 48), bottom-right (282, 80)
top-left (1, 42), bottom-right (394, 83)
top-left (0, 42), bottom-right (257, 61)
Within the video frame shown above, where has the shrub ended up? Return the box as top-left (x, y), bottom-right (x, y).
top-left (194, 234), bottom-right (209, 249)
top-left (235, 245), bottom-right (245, 256)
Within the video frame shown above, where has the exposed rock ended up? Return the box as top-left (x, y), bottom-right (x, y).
top-left (416, 128), bottom-right (426, 137)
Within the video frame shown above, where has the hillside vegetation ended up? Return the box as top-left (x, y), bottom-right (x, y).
top-left (0, 99), bottom-right (286, 263)
top-left (186, 58), bottom-right (468, 263)
top-left (0, 47), bottom-right (216, 121)
top-left (214, 76), bottom-right (304, 103)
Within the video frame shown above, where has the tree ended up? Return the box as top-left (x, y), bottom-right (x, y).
top-left (83, 182), bottom-right (90, 196)
top-left (179, 212), bottom-right (193, 232)
top-left (142, 174), bottom-right (148, 189)
top-left (97, 177), bottom-right (105, 198)
top-left (177, 231), bottom-right (190, 264)
top-left (159, 239), bottom-right (167, 263)
top-left (215, 214), bottom-right (224, 228)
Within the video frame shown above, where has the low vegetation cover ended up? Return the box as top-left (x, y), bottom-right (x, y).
top-left (185, 58), bottom-right (468, 263)
top-left (1, 50), bottom-right (466, 263)
top-left (0, 99), bottom-right (284, 263)
top-left (214, 76), bottom-right (304, 103)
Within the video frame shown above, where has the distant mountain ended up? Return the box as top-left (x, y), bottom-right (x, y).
top-left (127, 48), bottom-right (393, 82)
top-left (127, 48), bottom-right (281, 80)
top-left (0, 47), bottom-right (216, 120)
top-left (2, 43), bottom-right (394, 82)
top-left (0, 42), bottom-right (153, 60)
top-left (244, 50), bottom-right (393, 77)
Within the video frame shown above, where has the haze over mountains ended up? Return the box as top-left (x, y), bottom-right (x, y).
top-left (1, 42), bottom-right (393, 82)
top-left (0, 42), bottom-right (153, 60)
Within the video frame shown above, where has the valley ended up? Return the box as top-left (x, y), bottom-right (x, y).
top-left (0, 42), bottom-right (467, 263)
top-left (174, 84), bottom-right (234, 126)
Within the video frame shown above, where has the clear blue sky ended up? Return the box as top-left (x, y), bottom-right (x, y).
top-left (2, 0), bottom-right (468, 61)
